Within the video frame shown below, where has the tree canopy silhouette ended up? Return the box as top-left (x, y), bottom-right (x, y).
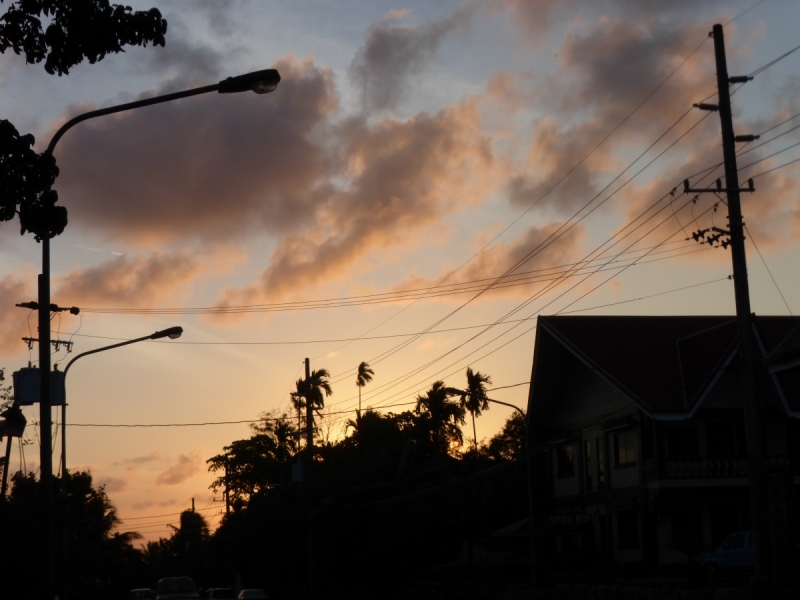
top-left (0, 0), bottom-right (168, 240)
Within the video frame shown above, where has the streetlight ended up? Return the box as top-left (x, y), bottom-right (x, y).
top-left (57, 326), bottom-right (183, 482)
top-left (56, 326), bottom-right (182, 600)
top-left (484, 397), bottom-right (537, 597)
top-left (36, 68), bottom-right (280, 598)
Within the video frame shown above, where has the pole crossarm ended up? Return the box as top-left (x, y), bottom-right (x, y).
top-left (684, 178), bottom-right (755, 194)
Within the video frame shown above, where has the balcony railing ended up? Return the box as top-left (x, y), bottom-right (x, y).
top-left (657, 456), bottom-right (791, 478)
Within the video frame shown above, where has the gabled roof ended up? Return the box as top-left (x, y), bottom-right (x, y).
top-left (528, 315), bottom-right (800, 420)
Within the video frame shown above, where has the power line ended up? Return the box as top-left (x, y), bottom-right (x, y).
top-left (744, 225), bottom-right (793, 315)
top-left (331, 116), bottom-right (726, 409)
top-left (76, 241), bottom-right (697, 316)
top-left (749, 41), bottom-right (800, 78)
top-left (726, 0), bottom-right (770, 25)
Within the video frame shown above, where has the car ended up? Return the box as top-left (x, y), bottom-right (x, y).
top-left (702, 530), bottom-right (755, 575)
top-left (155, 577), bottom-right (200, 600)
top-left (238, 590), bottom-right (268, 600)
top-left (204, 589), bottom-right (237, 600)
top-left (130, 590), bottom-right (155, 600)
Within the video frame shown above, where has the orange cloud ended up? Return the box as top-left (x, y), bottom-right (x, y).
top-left (54, 251), bottom-right (206, 308)
top-left (218, 98), bottom-right (498, 306)
top-left (0, 269), bottom-right (36, 356)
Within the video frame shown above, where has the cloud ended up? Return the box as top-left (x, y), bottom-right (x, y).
top-left (0, 270), bottom-right (36, 356)
top-left (96, 475), bottom-right (127, 493)
top-left (497, 0), bottom-right (728, 41)
top-left (54, 251), bottom-right (209, 307)
top-left (147, 36), bottom-right (225, 91)
top-left (349, 4), bottom-right (478, 113)
top-left (112, 451), bottom-right (163, 469)
top-left (392, 222), bottom-right (586, 301)
top-left (506, 17), bottom-right (715, 216)
top-left (51, 55), bottom-right (338, 247)
top-left (132, 498), bottom-right (178, 510)
top-left (218, 97), bottom-right (498, 306)
top-left (155, 451), bottom-right (202, 486)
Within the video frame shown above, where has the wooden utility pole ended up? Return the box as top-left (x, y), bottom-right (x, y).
top-left (224, 458), bottom-right (230, 515)
top-left (686, 23), bottom-right (789, 584)
top-left (305, 358), bottom-right (313, 469)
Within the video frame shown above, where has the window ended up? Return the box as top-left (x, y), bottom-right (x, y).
top-left (584, 440), bottom-right (592, 491)
top-left (666, 425), bottom-right (699, 457)
top-left (556, 444), bottom-right (575, 478)
top-left (617, 510), bottom-right (639, 549)
top-left (613, 430), bottom-right (637, 467)
top-left (707, 422), bottom-right (746, 458)
top-left (596, 438), bottom-right (605, 488)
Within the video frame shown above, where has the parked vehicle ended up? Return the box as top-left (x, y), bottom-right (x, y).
top-left (238, 590), bottom-right (268, 600)
top-left (204, 589), bottom-right (237, 599)
top-left (130, 590), bottom-right (155, 600)
top-left (155, 577), bottom-right (200, 600)
top-left (702, 530), bottom-right (755, 575)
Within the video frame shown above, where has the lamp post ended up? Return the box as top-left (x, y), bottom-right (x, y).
top-left (485, 397), bottom-right (537, 597)
top-left (57, 326), bottom-right (181, 600)
top-left (58, 326), bottom-right (183, 483)
top-left (36, 68), bottom-right (280, 599)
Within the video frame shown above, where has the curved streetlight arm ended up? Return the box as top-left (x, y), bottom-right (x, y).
top-left (61, 326), bottom-right (183, 377)
top-left (45, 68), bottom-right (280, 155)
top-left (59, 326), bottom-right (182, 486)
top-left (63, 333), bottom-right (153, 378)
top-left (46, 84), bottom-right (219, 156)
top-left (486, 397), bottom-right (526, 418)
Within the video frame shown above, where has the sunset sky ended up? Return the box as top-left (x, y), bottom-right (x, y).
top-left (1, 0), bottom-right (799, 540)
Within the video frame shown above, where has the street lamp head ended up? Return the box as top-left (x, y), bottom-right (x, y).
top-left (218, 69), bottom-right (281, 94)
top-left (151, 326), bottom-right (183, 340)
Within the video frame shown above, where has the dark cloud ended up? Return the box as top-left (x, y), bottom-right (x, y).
top-left (195, 0), bottom-right (241, 37)
top-left (498, 0), bottom-right (727, 40)
top-left (52, 55), bottom-right (338, 246)
top-left (507, 17), bottom-right (715, 216)
top-left (147, 36), bottom-right (225, 91)
top-left (349, 5), bottom-right (477, 113)
top-left (218, 99), bottom-right (497, 305)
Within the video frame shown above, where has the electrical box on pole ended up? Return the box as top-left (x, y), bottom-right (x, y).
top-left (12, 367), bottom-right (65, 406)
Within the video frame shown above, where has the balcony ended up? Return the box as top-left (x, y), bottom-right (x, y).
top-left (654, 456), bottom-right (792, 478)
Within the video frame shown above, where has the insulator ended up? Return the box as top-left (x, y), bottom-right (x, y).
top-left (729, 76), bottom-right (753, 84)
top-left (734, 134), bottom-right (760, 143)
top-left (693, 103), bottom-right (719, 111)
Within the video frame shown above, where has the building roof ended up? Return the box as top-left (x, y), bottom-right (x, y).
top-left (528, 315), bottom-right (800, 420)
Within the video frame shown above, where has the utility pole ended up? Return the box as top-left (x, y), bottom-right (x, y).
top-left (224, 458), bottom-right (230, 515)
top-left (38, 271), bottom-right (55, 600)
top-left (685, 23), bottom-right (790, 585)
top-left (305, 358), bottom-right (313, 473)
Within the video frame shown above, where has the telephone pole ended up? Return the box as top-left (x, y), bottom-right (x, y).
top-left (305, 358), bottom-right (313, 472)
top-left (686, 23), bottom-right (793, 585)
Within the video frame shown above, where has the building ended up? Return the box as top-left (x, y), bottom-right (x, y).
top-left (525, 314), bottom-right (800, 566)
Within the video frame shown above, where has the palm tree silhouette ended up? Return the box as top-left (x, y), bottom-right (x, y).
top-left (459, 367), bottom-right (492, 450)
top-left (291, 368), bottom-right (333, 450)
top-left (414, 381), bottom-right (466, 455)
top-left (355, 361), bottom-right (374, 416)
